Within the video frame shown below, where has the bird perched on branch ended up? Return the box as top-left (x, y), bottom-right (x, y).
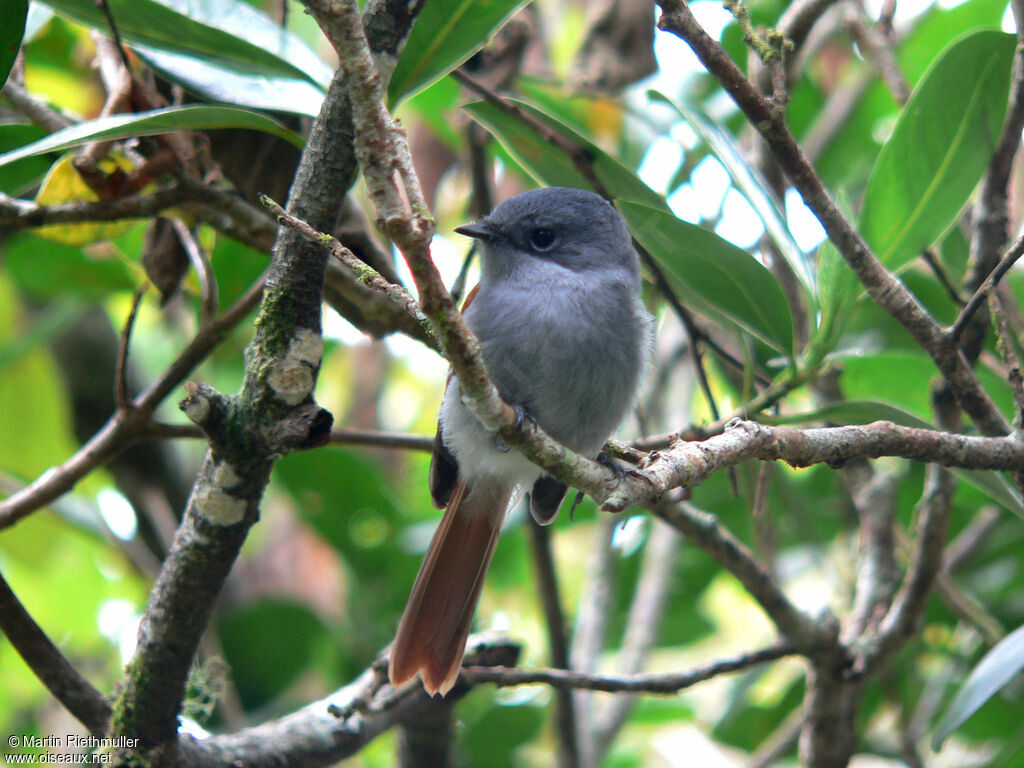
top-left (389, 186), bottom-right (653, 696)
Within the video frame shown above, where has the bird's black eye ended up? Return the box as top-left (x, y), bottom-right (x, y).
top-left (529, 228), bottom-right (557, 251)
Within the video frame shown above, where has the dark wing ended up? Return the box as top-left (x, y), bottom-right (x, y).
top-left (429, 420), bottom-right (460, 509)
top-left (428, 285), bottom-right (482, 509)
top-left (530, 475), bottom-right (567, 525)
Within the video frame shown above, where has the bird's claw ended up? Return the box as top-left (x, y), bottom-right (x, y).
top-left (496, 404), bottom-right (536, 452)
top-left (512, 403), bottom-right (537, 431)
top-left (596, 452), bottom-right (631, 489)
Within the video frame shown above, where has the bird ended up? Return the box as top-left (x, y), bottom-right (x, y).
top-left (388, 186), bottom-right (653, 696)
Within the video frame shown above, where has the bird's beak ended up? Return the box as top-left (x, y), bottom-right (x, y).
top-left (453, 221), bottom-right (494, 241)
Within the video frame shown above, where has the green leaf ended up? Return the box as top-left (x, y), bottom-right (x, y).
top-left (0, 106), bottom-right (304, 169)
top-left (933, 623), bottom-right (1024, 749)
top-left (837, 351), bottom-right (1014, 425)
top-left (403, 75), bottom-right (462, 149)
top-left (619, 200), bottom-right (795, 355)
top-left (96, 0), bottom-right (329, 114)
top-left (39, 0), bottom-right (330, 87)
top-left (649, 90), bottom-right (813, 292)
top-left (762, 398), bottom-right (935, 428)
top-left (464, 100), bottom-right (594, 189)
top-left (461, 695), bottom-right (545, 768)
top-left (814, 0), bottom-right (1010, 190)
top-left (899, 0), bottom-right (1010, 83)
top-left (218, 600), bottom-right (328, 708)
top-left (274, 448), bottom-right (406, 572)
top-left (1, 0), bottom-right (28, 89)
top-left (859, 30), bottom-right (1015, 269)
top-left (5, 232), bottom-right (137, 298)
top-left (0, 123), bottom-right (52, 194)
top-left (388, 0), bottom-right (529, 106)
top-left (958, 470), bottom-right (1024, 520)
top-left (36, 0), bottom-right (327, 112)
top-left (815, 240), bottom-right (858, 349)
top-left (463, 98), bottom-right (666, 208)
top-left (133, 46), bottom-right (325, 116)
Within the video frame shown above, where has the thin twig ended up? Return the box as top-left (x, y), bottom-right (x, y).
top-left (991, 287), bottom-right (1024, 421)
top-left (461, 643), bottom-right (798, 693)
top-left (0, 186), bottom-right (195, 228)
top-left (115, 286), bottom-right (148, 411)
top-left (748, 709), bottom-right (804, 768)
top-left (961, 0), bottom-right (1024, 363)
top-left (97, 0), bottom-right (133, 69)
top-left (944, 506), bottom-right (1001, 573)
top-left (859, 459), bottom-right (957, 672)
top-left (259, 194), bottom-right (435, 345)
top-left (143, 422), bottom-right (438, 452)
top-left (751, 461), bottom-right (777, 572)
top-left (177, 176), bottom-right (278, 251)
top-left (854, 392), bottom-right (961, 674)
top-left (181, 635), bottom-right (518, 767)
top-left (920, 248), bottom-right (965, 306)
top-left (951, 231), bottom-right (1024, 342)
top-left (330, 427), bottom-right (434, 451)
top-left (452, 69), bottom-right (603, 192)
top-left (172, 218), bottom-right (219, 325)
top-left (1, 81), bottom-right (72, 132)
top-left (607, 413), bottom-right (1024, 515)
top-left (843, 9), bottom-right (909, 104)
top-left (778, 0), bottom-right (841, 63)
top-left (933, 570), bottom-right (1004, 646)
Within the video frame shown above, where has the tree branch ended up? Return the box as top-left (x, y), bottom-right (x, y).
top-left (0, 570), bottom-right (112, 737)
top-left (0, 186), bottom-right (195, 228)
top-left (952, 230), bottom-right (1024, 342)
top-left (303, 0), bottom-right (625, 523)
top-left (842, 463), bottom-right (899, 639)
top-left (1, 80), bottom-right (72, 132)
top-left (259, 194), bottom-right (435, 345)
top-left (172, 637), bottom-right (520, 768)
top-left (602, 419), bottom-right (1024, 515)
top-left (857, 456), bottom-right (958, 674)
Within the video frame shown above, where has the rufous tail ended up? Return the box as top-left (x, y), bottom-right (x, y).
top-left (389, 480), bottom-right (509, 696)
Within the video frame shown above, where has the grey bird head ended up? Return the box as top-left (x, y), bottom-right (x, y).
top-left (454, 187), bottom-right (638, 279)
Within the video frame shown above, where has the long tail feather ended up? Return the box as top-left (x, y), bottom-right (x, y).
top-left (389, 481), bottom-right (509, 696)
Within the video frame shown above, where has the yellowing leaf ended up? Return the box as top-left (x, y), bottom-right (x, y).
top-left (33, 152), bottom-right (144, 245)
